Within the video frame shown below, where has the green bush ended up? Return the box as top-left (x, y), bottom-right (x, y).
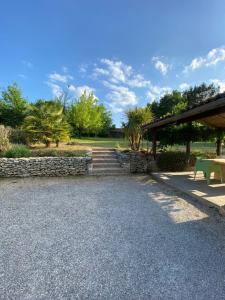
top-left (3, 144), bottom-right (31, 158)
top-left (1, 146), bottom-right (87, 158)
top-left (157, 151), bottom-right (191, 172)
top-left (9, 128), bottom-right (28, 145)
top-left (31, 149), bottom-right (86, 157)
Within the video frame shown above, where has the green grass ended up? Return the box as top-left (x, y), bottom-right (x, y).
top-left (72, 137), bottom-right (129, 148)
top-left (170, 141), bottom-right (223, 154)
top-left (72, 137), bottom-right (151, 149)
top-left (72, 137), bottom-right (222, 154)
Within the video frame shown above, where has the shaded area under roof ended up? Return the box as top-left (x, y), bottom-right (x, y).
top-left (144, 93), bottom-right (225, 130)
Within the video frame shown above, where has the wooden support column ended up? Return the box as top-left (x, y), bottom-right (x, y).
top-left (216, 129), bottom-right (223, 156)
top-left (152, 129), bottom-right (157, 160)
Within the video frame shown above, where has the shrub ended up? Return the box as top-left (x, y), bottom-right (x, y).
top-left (31, 149), bottom-right (86, 157)
top-left (157, 151), bottom-right (191, 172)
top-left (9, 128), bottom-right (28, 145)
top-left (0, 125), bottom-right (11, 152)
top-left (3, 144), bottom-right (31, 158)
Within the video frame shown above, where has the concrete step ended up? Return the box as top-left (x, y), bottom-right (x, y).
top-left (92, 154), bottom-right (117, 159)
top-left (92, 152), bottom-right (115, 155)
top-left (93, 163), bottom-right (121, 169)
top-left (92, 167), bottom-right (126, 172)
top-left (91, 168), bottom-right (128, 175)
top-left (91, 172), bottom-right (128, 176)
top-left (92, 158), bottom-right (118, 163)
top-left (92, 148), bottom-right (115, 151)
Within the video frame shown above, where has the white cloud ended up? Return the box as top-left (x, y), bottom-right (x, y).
top-left (184, 46), bottom-right (225, 73)
top-left (46, 82), bottom-right (63, 97)
top-left (22, 60), bottom-right (33, 68)
top-left (152, 56), bottom-right (170, 75)
top-left (48, 72), bottom-right (73, 83)
top-left (210, 79), bottom-right (225, 93)
top-left (103, 81), bottom-right (138, 112)
top-left (18, 74), bottom-right (26, 79)
top-left (127, 74), bottom-right (150, 88)
top-left (146, 85), bottom-right (172, 102)
top-left (93, 67), bottom-right (110, 77)
top-left (179, 82), bottom-right (189, 91)
top-left (62, 66), bottom-right (68, 73)
top-left (79, 64), bottom-right (87, 74)
top-left (93, 58), bottom-right (150, 88)
top-left (68, 84), bottom-right (96, 98)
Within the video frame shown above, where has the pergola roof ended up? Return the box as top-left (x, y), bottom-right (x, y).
top-left (144, 92), bottom-right (225, 130)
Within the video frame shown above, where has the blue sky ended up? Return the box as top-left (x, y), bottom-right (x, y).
top-left (1, 0), bottom-right (225, 126)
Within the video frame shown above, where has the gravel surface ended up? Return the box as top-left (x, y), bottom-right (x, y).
top-left (1, 175), bottom-right (225, 299)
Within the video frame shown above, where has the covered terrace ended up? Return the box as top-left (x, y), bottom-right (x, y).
top-left (145, 92), bottom-right (225, 215)
top-left (144, 92), bottom-right (225, 158)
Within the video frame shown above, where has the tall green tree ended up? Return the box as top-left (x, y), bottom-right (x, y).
top-left (124, 107), bottom-right (153, 151)
top-left (148, 90), bottom-right (186, 119)
top-left (23, 100), bottom-right (70, 147)
top-left (0, 83), bottom-right (29, 127)
top-left (68, 91), bottom-right (113, 136)
top-left (147, 83), bottom-right (219, 155)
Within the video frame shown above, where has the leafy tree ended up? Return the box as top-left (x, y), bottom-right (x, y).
top-left (148, 90), bottom-right (185, 119)
top-left (68, 91), bottom-right (113, 136)
top-left (23, 100), bottom-right (70, 147)
top-left (124, 107), bottom-right (153, 151)
top-left (146, 83), bottom-right (219, 155)
top-left (183, 83), bottom-right (219, 107)
top-left (0, 83), bottom-right (29, 127)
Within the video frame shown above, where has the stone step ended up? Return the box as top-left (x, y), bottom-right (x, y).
top-left (92, 148), bottom-right (115, 151)
top-left (92, 158), bottom-right (118, 163)
top-left (92, 151), bottom-right (115, 155)
top-left (91, 168), bottom-right (128, 175)
top-left (93, 167), bottom-right (126, 173)
top-left (92, 154), bottom-right (117, 159)
top-left (93, 163), bottom-right (121, 169)
top-left (91, 172), bottom-right (128, 176)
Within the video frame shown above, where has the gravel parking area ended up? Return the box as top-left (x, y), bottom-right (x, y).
top-left (1, 175), bottom-right (225, 299)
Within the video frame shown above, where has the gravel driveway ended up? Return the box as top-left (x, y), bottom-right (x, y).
top-left (1, 175), bottom-right (225, 299)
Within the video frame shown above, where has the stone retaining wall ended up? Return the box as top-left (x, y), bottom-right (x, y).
top-left (130, 153), bottom-right (158, 173)
top-left (0, 157), bottom-right (92, 177)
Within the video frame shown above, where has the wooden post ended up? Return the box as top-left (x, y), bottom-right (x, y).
top-left (216, 129), bottom-right (223, 156)
top-left (152, 129), bottom-right (157, 160)
top-left (216, 138), bottom-right (222, 156)
top-left (186, 140), bottom-right (191, 156)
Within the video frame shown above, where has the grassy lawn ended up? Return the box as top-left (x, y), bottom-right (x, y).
top-left (72, 137), bottom-right (151, 149)
top-left (170, 141), bottom-right (222, 154)
top-left (31, 138), bottom-right (221, 154)
top-left (72, 137), bottom-right (129, 148)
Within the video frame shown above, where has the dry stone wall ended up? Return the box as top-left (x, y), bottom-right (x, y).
top-left (0, 157), bottom-right (91, 177)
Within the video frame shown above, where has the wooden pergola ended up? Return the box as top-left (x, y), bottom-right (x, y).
top-left (143, 92), bottom-right (225, 158)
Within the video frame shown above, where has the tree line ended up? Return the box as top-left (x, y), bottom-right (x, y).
top-left (0, 83), bottom-right (114, 147)
top-left (124, 83), bottom-right (224, 155)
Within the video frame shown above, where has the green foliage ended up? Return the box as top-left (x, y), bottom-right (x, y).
top-left (157, 151), bottom-right (191, 171)
top-left (1, 147), bottom-right (86, 158)
top-left (68, 91), bottom-right (113, 136)
top-left (124, 107), bottom-right (153, 151)
top-left (148, 90), bottom-right (185, 118)
top-left (183, 83), bottom-right (219, 107)
top-left (23, 100), bottom-right (70, 147)
top-left (9, 128), bottom-right (28, 145)
top-left (0, 83), bottom-right (29, 127)
top-left (0, 125), bottom-right (11, 152)
top-left (156, 150), bottom-right (217, 172)
top-left (3, 144), bottom-right (31, 158)
top-left (147, 83), bottom-right (220, 153)
top-left (31, 149), bottom-right (86, 157)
